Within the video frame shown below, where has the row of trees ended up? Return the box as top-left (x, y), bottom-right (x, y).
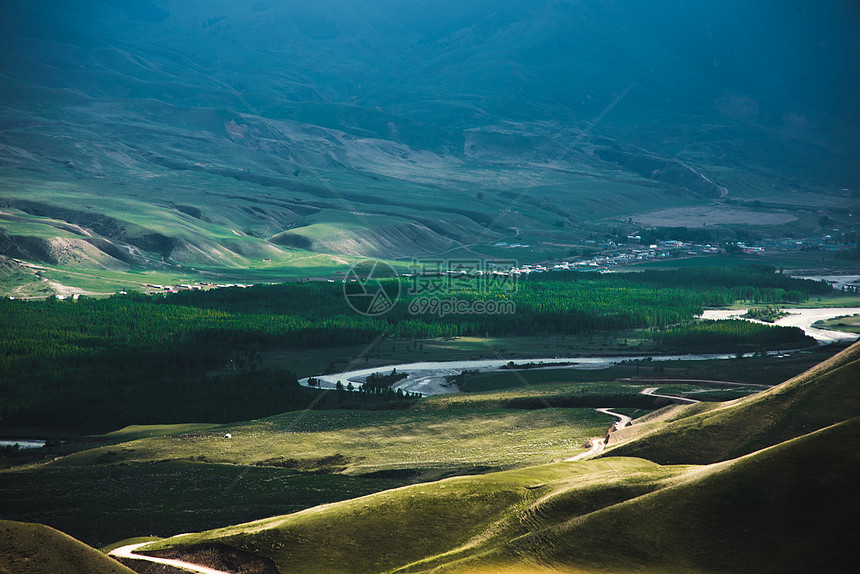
top-left (334, 380), bottom-right (420, 401)
top-left (649, 319), bottom-right (813, 348)
top-left (363, 369), bottom-right (408, 388)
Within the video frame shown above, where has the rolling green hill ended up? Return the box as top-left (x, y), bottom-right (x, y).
top-left (0, 520), bottom-right (135, 574)
top-left (603, 340), bottom-right (860, 464)
top-left (132, 420), bottom-right (858, 574)
top-left (135, 457), bottom-right (686, 574)
top-left (452, 417), bottom-right (860, 574)
top-left (6, 416), bottom-right (855, 572)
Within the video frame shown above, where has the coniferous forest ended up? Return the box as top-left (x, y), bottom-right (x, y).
top-left (0, 267), bottom-right (823, 431)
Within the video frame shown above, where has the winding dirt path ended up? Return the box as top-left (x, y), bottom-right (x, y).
top-left (565, 408), bottom-right (632, 461)
top-left (596, 407), bottom-right (632, 429)
top-left (566, 437), bottom-right (607, 461)
top-left (110, 542), bottom-right (232, 574)
top-left (618, 377), bottom-right (770, 388)
top-left (640, 387), bottom-right (700, 404)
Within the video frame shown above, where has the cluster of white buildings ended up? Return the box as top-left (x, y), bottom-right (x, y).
top-left (144, 282), bottom-right (252, 293)
top-left (504, 232), bottom-right (856, 275)
top-left (509, 242), bottom-right (723, 275)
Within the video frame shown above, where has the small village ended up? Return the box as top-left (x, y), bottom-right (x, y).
top-left (142, 233), bottom-right (859, 293)
top-left (506, 233), bottom-right (858, 276)
top-left (143, 282), bottom-right (253, 293)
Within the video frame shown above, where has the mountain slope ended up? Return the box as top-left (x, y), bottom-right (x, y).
top-left (604, 340), bottom-right (860, 464)
top-left (2, 1), bottom-right (858, 288)
top-left (132, 458), bottom-right (684, 574)
top-left (457, 417), bottom-right (860, 574)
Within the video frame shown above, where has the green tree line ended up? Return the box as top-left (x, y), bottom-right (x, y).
top-left (648, 319), bottom-right (813, 348)
top-left (0, 266), bottom-right (828, 431)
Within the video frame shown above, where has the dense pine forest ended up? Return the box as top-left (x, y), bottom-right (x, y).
top-left (651, 319), bottom-right (811, 347)
top-left (0, 267), bottom-right (825, 432)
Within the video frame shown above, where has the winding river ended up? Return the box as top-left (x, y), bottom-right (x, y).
top-left (299, 307), bottom-right (858, 397)
top-left (300, 350), bottom-right (791, 397)
top-left (700, 307), bottom-right (860, 344)
top-left (0, 439), bottom-right (46, 449)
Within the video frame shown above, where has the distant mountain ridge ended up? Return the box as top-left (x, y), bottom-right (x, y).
top-left (1, 1), bottom-right (858, 287)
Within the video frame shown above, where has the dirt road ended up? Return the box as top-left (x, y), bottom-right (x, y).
top-left (110, 542), bottom-right (232, 574)
top-left (640, 387), bottom-right (700, 404)
top-left (565, 408), bottom-right (632, 461)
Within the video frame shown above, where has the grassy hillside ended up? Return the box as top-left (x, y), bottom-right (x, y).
top-left (3, 348), bottom-right (836, 549)
top-left (116, 337), bottom-right (860, 574)
top-left (604, 340), bottom-right (860, 464)
top-left (134, 418), bottom-right (858, 574)
top-left (2, 345), bottom-right (835, 549)
top-left (456, 417), bottom-right (859, 574)
top-left (0, 520), bottom-right (135, 574)
top-left (139, 458), bottom-right (687, 574)
top-left (49, 407), bottom-right (611, 476)
top-left (0, 400), bottom-right (614, 546)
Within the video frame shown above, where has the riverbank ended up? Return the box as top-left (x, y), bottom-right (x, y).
top-left (298, 349), bottom-right (810, 397)
top-left (298, 306), bottom-right (857, 397)
top-left (700, 307), bottom-right (860, 344)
